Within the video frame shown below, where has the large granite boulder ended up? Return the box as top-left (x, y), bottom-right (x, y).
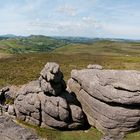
top-left (14, 62), bottom-right (87, 129)
top-left (67, 65), bottom-right (140, 140)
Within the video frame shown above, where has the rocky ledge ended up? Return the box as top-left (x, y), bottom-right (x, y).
top-left (67, 65), bottom-right (140, 140)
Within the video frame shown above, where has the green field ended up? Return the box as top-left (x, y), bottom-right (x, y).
top-left (1, 36), bottom-right (140, 56)
top-left (0, 36), bottom-right (140, 140)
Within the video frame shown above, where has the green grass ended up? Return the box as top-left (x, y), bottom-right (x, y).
top-left (53, 40), bottom-right (140, 56)
top-left (0, 35), bottom-right (68, 54)
top-left (17, 119), bottom-right (140, 140)
top-left (124, 131), bottom-right (140, 140)
top-left (17, 120), bottom-right (101, 140)
top-left (0, 53), bottom-right (140, 87)
top-left (0, 36), bottom-right (140, 55)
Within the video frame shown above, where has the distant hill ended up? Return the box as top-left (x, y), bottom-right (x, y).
top-left (54, 36), bottom-right (98, 44)
top-left (53, 39), bottom-right (140, 56)
top-left (0, 34), bottom-right (17, 38)
top-left (55, 36), bottom-right (140, 43)
top-left (0, 35), bottom-right (69, 54)
top-left (0, 35), bottom-right (140, 54)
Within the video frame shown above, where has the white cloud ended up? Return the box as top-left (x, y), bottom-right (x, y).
top-left (0, 0), bottom-right (139, 38)
top-left (82, 16), bottom-right (101, 28)
top-left (0, 0), bottom-right (47, 35)
top-left (28, 15), bottom-right (102, 37)
top-left (56, 4), bottom-right (77, 16)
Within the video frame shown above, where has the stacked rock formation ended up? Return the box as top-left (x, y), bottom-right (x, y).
top-left (14, 62), bottom-right (86, 129)
top-left (68, 65), bottom-right (140, 140)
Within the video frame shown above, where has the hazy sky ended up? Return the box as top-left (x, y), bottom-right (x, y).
top-left (0, 0), bottom-right (140, 39)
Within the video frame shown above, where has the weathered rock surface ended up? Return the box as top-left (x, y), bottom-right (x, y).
top-left (5, 85), bottom-right (21, 99)
top-left (0, 116), bottom-right (41, 140)
top-left (8, 105), bottom-right (16, 116)
top-left (68, 66), bottom-right (140, 139)
top-left (14, 62), bottom-right (87, 129)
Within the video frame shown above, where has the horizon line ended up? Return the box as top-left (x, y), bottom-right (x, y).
top-left (0, 34), bottom-right (140, 41)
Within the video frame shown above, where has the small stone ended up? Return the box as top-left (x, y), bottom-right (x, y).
top-left (8, 105), bottom-right (15, 116)
top-left (87, 64), bottom-right (103, 70)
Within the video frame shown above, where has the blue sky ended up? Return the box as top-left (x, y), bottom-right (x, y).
top-left (0, 0), bottom-right (140, 39)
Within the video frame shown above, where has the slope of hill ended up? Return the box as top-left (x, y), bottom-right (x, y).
top-left (1, 35), bottom-right (140, 55)
top-left (54, 36), bottom-right (97, 44)
top-left (53, 40), bottom-right (140, 56)
top-left (0, 35), bottom-right (68, 54)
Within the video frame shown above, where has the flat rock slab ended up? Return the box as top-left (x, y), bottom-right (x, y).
top-left (0, 116), bottom-right (41, 140)
top-left (71, 69), bottom-right (140, 104)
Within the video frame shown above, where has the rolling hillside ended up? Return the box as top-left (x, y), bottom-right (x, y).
top-left (0, 35), bottom-right (140, 56)
top-left (0, 35), bottom-right (68, 54)
top-left (53, 40), bottom-right (140, 56)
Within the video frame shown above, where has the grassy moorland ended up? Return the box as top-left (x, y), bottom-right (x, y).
top-left (0, 37), bottom-right (140, 140)
top-left (0, 39), bottom-right (140, 87)
top-left (0, 53), bottom-right (140, 87)
top-left (54, 40), bottom-right (140, 56)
